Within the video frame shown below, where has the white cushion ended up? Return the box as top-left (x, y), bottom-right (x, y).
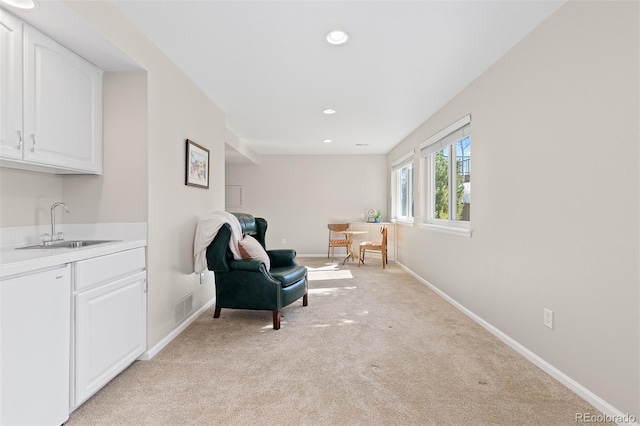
top-left (238, 235), bottom-right (271, 270)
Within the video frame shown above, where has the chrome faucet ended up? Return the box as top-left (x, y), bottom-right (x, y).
top-left (50, 202), bottom-right (70, 242)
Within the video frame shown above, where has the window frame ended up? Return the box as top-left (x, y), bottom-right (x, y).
top-left (391, 150), bottom-right (415, 224)
top-left (419, 115), bottom-right (472, 237)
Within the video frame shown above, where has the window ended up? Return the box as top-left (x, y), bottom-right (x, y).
top-left (420, 115), bottom-right (471, 236)
top-left (391, 150), bottom-right (415, 223)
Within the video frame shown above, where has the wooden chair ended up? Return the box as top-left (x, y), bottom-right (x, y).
top-left (358, 226), bottom-right (388, 269)
top-left (327, 223), bottom-right (351, 261)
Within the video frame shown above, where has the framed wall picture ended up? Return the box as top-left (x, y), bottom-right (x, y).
top-left (185, 139), bottom-right (210, 189)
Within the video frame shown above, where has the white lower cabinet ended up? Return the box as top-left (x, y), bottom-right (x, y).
top-left (72, 248), bottom-right (146, 407)
top-left (0, 264), bottom-right (71, 426)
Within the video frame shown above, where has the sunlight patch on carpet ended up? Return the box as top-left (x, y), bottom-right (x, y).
top-left (307, 270), bottom-right (353, 281)
top-left (306, 265), bottom-right (353, 281)
top-left (308, 286), bottom-right (357, 296)
top-left (311, 318), bottom-right (359, 328)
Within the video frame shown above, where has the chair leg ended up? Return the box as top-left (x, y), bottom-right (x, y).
top-left (213, 306), bottom-right (221, 318)
top-left (382, 252), bottom-right (385, 269)
top-left (303, 293), bottom-right (308, 306)
top-left (273, 311), bottom-right (281, 330)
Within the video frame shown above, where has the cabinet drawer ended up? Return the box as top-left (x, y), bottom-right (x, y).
top-left (75, 248), bottom-right (145, 291)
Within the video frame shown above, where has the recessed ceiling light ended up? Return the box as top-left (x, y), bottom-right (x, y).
top-left (323, 139), bottom-right (333, 144)
top-left (356, 144), bottom-right (369, 147)
top-left (1, 0), bottom-right (37, 9)
top-left (322, 109), bottom-right (336, 115)
top-left (325, 30), bottom-right (349, 45)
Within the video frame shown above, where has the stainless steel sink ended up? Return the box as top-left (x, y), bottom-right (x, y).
top-left (16, 240), bottom-right (121, 250)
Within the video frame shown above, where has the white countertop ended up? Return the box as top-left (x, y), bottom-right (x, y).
top-left (0, 239), bottom-right (147, 279)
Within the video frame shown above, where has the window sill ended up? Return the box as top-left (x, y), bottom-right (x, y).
top-left (418, 223), bottom-right (472, 238)
top-left (392, 218), bottom-right (414, 227)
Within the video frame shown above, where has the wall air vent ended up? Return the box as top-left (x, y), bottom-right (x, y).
top-left (174, 293), bottom-right (194, 325)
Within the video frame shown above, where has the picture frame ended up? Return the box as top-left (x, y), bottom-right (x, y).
top-left (185, 139), bottom-right (210, 189)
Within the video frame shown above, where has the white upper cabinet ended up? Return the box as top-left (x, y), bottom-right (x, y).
top-left (0, 10), bottom-right (23, 161)
top-left (23, 25), bottom-right (102, 174)
top-left (0, 11), bottom-right (103, 174)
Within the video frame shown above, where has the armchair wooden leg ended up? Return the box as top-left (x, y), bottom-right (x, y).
top-left (213, 306), bottom-right (221, 318)
top-left (273, 311), bottom-right (281, 330)
top-left (303, 293), bottom-right (308, 306)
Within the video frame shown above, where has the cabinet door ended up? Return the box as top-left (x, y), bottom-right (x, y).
top-left (74, 271), bottom-right (146, 406)
top-left (0, 10), bottom-right (23, 160)
top-left (1, 264), bottom-right (71, 426)
top-left (23, 25), bottom-right (102, 173)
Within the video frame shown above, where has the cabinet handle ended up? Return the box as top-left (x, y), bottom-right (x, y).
top-left (16, 130), bottom-right (22, 150)
top-left (30, 134), bottom-right (36, 153)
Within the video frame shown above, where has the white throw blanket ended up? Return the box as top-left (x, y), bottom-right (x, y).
top-left (193, 211), bottom-right (243, 273)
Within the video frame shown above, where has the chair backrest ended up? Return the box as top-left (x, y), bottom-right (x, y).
top-left (231, 212), bottom-right (267, 248)
top-left (328, 223), bottom-right (349, 236)
top-left (234, 212), bottom-right (258, 235)
top-left (380, 226), bottom-right (388, 248)
top-left (206, 213), bottom-right (268, 272)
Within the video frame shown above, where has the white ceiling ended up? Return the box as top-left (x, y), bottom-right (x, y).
top-left (111, 0), bottom-right (564, 157)
top-left (5, 0), bottom-right (566, 158)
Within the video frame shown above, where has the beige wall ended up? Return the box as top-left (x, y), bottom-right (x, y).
top-left (0, 168), bottom-right (62, 226)
top-left (0, 72), bottom-right (148, 228)
top-left (226, 155), bottom-right (387, 255)
top-left (63, 71), bottom-right (148, 224)
top-left (387, 0), bottom-right (639, 417)
top-left (61, 1), bottom-right (225, 348)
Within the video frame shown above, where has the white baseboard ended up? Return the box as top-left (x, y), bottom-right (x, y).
top-left (396, 261), bottom-right (638, 426)
top-left (138, 297), bottom-right (216, 361)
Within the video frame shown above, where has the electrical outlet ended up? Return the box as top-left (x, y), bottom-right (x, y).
top-left (282, 238), bottom-right (286, 245)
top-left (543, 308), bottom-right (554, 329)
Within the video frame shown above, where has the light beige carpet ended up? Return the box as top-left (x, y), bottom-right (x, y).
top-left (67, 258), bottom-right (604, 425)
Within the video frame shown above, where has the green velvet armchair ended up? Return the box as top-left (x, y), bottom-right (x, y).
top-left (206, 213), bottom-right (308, 329)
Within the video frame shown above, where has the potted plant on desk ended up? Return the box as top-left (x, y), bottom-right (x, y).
top-left (374, 210), bottom-right (382, 223)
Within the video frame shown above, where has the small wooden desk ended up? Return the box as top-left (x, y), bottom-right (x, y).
top-left (339, 230), bottom-right (367, 264)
